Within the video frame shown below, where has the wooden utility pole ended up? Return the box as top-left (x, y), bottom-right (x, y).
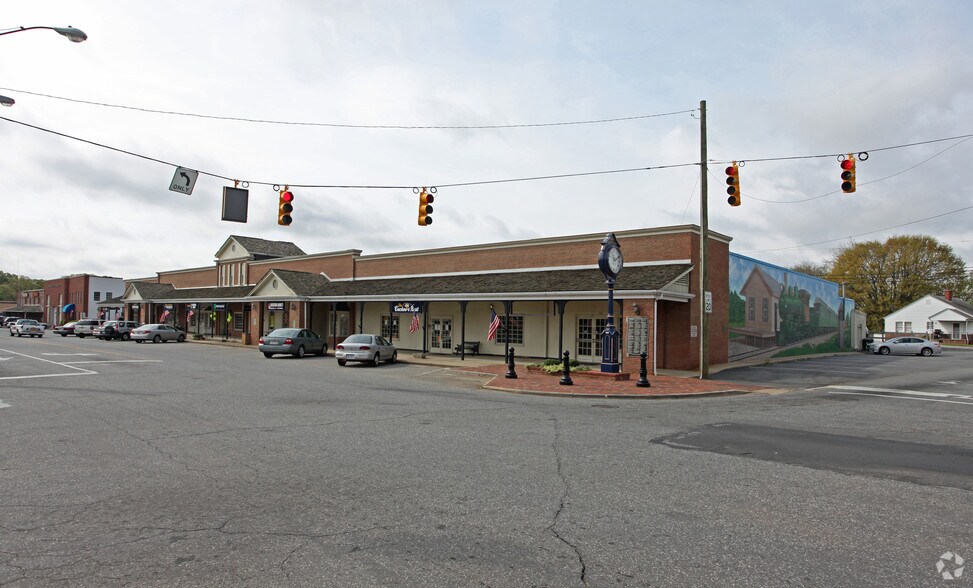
top-left (699, 100), bottom-right (709, 379)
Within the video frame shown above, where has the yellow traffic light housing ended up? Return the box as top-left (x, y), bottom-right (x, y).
top-left (417, 188), bottom-right (434, 226)
top-left (726, 162), bottom-right (741, 206)
top-left (840, 155), bottom-right (856, 193)
top-left (278, 188), bottom-right (294, 226)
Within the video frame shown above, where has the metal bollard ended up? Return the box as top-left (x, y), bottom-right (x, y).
top-left (505, 347), bottom-right (518, 379)
top-left (636, 351), bottom-right (651, 387)
top-left (559, 350), bottom-right (573, 386)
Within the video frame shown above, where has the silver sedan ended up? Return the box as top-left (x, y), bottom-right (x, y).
top-left (870, 336), bottom-right (942, 356)
top-left (258, 328), bottom-right (328, 358)
top-left (335, 334), bottom-right (397, 366)
top-left (131, 324), bottom-right (187, 343)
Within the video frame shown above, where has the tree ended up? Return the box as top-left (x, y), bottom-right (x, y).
top-left (828, 236), bottom-right (970, 332)
top-left (790, 260), bottom-right (831, 278)
top-left (0, 271), bottom-right (44, 302)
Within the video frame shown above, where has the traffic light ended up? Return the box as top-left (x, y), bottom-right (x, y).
top-left (417, 188), bottom-right (434, 226)
top-left (725, 162), bottom-right (741, 206)
top-left (840, 155), bottom-right (856, 193)
top-left (278, 188), bottom-right (294, 226)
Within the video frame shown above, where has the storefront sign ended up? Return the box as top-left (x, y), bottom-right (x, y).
top-left (267, 302), bottom-right (284, 310)
top-left (213, 303), bottom-right (226, 310)
top-left (394, 303), bottom-right (419, 313)
top-left (163, 304), bottom-right (173, 310)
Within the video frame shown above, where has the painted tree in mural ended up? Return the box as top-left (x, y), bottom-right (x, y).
top-left (828, 236), bottom-right (969, 332)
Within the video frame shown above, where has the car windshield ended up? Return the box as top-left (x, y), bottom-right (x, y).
top-left (343, 334), bottom-right (372, 344)
top-left (267, 329), bottom-right (301, 337)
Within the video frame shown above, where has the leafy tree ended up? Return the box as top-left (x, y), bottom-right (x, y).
top-left (827, 236), bottom-right (970, 332)
top-left (790, 260), bottom-right (831, 278)
top-left (0, 271), bottom-right (44, 302)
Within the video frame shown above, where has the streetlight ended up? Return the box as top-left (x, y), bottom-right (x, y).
top-left (0, 25), bottom-right (88, 42)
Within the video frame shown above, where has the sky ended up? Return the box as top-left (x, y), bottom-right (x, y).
top-left (1, 1), bottom-right (971, 282)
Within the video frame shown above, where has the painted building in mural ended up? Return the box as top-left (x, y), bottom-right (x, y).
top-left (728, 253), bottom-right (857, 361)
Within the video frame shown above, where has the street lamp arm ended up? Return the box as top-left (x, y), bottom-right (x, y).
top-left (0, 25), bottom-right (87, 42)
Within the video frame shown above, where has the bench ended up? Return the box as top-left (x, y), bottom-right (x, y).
top-left (453, 341), bottom-right (480, 355)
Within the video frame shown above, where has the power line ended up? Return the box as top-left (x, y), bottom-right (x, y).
top-left (714, 133), bottom-right (973, 166)
top-left (0, 86), bottom-right (697, 130)
top-left (0, 114), bottom-right (697, 189)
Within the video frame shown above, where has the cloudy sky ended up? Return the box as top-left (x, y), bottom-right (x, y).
top-left (2, 1), bottom-right (971, 281)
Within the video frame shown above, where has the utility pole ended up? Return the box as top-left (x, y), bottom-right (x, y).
top-left (699, 100), bottom-right (709, 379)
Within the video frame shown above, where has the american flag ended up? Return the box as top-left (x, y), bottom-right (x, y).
top-left (409, 311), bottom-right (420, 333)
top-left (487, 307), bottom-right (502, 341)
top-left (159, 309), bottom-right (170, 323)
top-left (187, 308), bottom-right (194, 319)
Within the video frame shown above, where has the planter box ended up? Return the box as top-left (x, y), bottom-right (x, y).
top-left (527, 365), bottom-right (630, 381)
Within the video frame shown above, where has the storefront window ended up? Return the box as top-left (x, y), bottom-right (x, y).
top-left (381, 315), bottom-right (400, 340)
top-left (498, 316), bottom-right (524, 345)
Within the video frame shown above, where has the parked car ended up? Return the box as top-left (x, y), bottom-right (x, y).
top-left (258, 328), bottom-right (328, 358)
top-left (3, 317), bottom-right (21, 328)
top-left (73, 319), bottom-right (104, 338)
top-left (53, 321), bottom-right (78, 337)
top-left (94, 320), bottom-right (141, 341)
top-left (131, 324), bottom-right (187, 343)
top-left (869, 336), bottom-right (942, 356)
top-left (335, 334), bottom-right (397, 366)
top-left (9, 319), bottom-right (44, 338)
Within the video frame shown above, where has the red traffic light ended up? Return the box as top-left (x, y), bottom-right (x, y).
top-left (281, 190), bottom-right (294, 203)
top-left (725, 162), bottom-right (741, 206)
top-left (278, 189), bottom-right (295, 226)
top-left (840, 156), bottom-right (856, 193)
top-left (725, 165), bottom-right (738, 176)
top-left (840, 160), bottom-right (854, 171)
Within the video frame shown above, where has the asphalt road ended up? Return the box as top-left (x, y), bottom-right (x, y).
top-left (1, 337), bottom-right (970, 586)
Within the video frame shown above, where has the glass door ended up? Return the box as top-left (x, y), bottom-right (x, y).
top-left (431, 318), bottom-right (453, 351)
top-left (576, 317), bottom-right (607, 362)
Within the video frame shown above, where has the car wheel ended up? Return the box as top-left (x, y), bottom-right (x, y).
top-left (317, 345), bottom-right (327, 356)
top-left (387, 351), bottom-right (397, 364)
top-left (17, 333), bottom-right (22, 337)
top-left (136, 340), bottom-right (143, 344)
top-left (61, 334), bottom-right (68, 337)
top-left (337, 359), bottom-right (347, 366)
top-left (153, 335), bottom-right (162, 343)
top-left (122, 333), bottom-right (131, 341)
top-left (372, 353), bottom-right (381, 367)
top-left (920, 347), bottom-right (933, 356)
top-left (177, 335), bottom-right (185, 342)
top-left (295, 346), bottom-right (305, 358)
top-left (879, 347), bottom-right (891, 355)
top-left (263, 352), bottom-right (274, 358)
top-left (77, 334), bottom-right (85, 338)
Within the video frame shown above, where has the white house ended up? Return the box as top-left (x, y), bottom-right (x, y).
top-left (883, 291), bottom-right (973, 341)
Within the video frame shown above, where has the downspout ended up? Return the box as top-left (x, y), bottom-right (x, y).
top-left (653, 298), bottom-right (658, 375)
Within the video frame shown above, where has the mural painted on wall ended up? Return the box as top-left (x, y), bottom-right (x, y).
top-left (729, 253), bottom-right (856, 361)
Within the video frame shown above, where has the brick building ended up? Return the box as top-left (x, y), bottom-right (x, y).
top-left (120, 225), bottom-right (732, 374)
top-left (40, 274), bottom-right (125, 325)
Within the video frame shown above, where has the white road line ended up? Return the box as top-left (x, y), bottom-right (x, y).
top-left (827, 391), bottom-right (973, 406)
top-left (41, 353), bottom-right (99, 356)
top-left (0, 400), bottom-right (10, 409)
top-left (823, 385), bottom-right (973, 400)
top-left (61, 360), bottom-right (163, 365)
top-left (0, 372), bottom-right (96, 381)
top-left (0, 348), bottom-right (97, 375)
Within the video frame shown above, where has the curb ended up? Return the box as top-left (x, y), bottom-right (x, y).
top-left (480, 386), bottom-right (753, 399)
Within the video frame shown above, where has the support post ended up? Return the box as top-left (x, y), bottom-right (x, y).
top-left (699, 98), bottom-right (710, 379)
top-left (636, 352), bottom-right (651, 387)
top-left (505, 347), bottom-right (517, 379)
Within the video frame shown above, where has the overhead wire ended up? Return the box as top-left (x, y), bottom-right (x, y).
top-left (0, 86), bottom-right (697, 130)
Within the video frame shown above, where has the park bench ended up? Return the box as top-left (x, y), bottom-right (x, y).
top-left (453, 341), bottom-right (480, 355)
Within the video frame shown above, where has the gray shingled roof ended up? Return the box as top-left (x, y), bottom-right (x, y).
top-left (311, 264), bottom-right (692, 298)
top-left (129, 281), bottom-right (176, 299)
top-left (933, 294), bottom-right (973, 315)
top-left (231, 236), bottom-right (305, 258)
top-left (267, 269), bottom-right (332, 296)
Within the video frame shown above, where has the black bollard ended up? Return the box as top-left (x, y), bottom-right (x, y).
top-left (559, 350), bottom-right (573, 386)
top-left (636, 351), bottom-right (651, 387)
top-left (505, 347), bottom-right (518, 379)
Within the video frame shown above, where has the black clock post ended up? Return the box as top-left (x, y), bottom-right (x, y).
top-left (597, 233), bottom-right (623, 373)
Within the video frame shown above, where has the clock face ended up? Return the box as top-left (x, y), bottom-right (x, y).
top-left (608, 247), bottom-right (623, 273)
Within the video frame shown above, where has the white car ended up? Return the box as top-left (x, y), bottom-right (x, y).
top-left (335, 334), bottom-right (397, 366)
top-left (870, 336), bottom-right (942, 356)
top-left (9, 319), bottom-right (44, 338)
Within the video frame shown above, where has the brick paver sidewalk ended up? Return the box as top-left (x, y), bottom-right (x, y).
top-left (455, 364), bottom-right (765, 398)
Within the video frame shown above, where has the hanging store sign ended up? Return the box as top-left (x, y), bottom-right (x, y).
top-left (267, 302), bottom-right (284, 310)
top-left (394, 303), bottom-right (419, 313)
top-left (213, 303), bottom-right (226, 311)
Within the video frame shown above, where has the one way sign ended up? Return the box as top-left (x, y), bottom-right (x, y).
top-left (169, 167), bottom-right (199, 195)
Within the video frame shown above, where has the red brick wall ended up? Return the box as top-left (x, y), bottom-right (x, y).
top-left (249, 256), bottom-right (355, 283)
top-left (160, 267), bottom-right (217, 288)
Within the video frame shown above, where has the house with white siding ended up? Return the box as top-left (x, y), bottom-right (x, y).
top-left (883, 290), bottom-right (973, 342)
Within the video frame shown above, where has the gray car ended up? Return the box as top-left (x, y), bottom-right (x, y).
top-left (335, 334), bottom-right (397, 366)
top-left (258, 328), bottom-right (328, 358)
top-left (870, 336), bottom-right (942, 356)
top-left (131, 324), bottom-right (187, 343)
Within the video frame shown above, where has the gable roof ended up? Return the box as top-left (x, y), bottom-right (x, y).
top-left (884, 293), bottom-right (973, 320)
top-left (228, 236), bottom-right (305, 258)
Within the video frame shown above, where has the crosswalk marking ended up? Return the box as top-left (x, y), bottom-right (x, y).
top-left (823, 385), bottom-right (973, 406)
